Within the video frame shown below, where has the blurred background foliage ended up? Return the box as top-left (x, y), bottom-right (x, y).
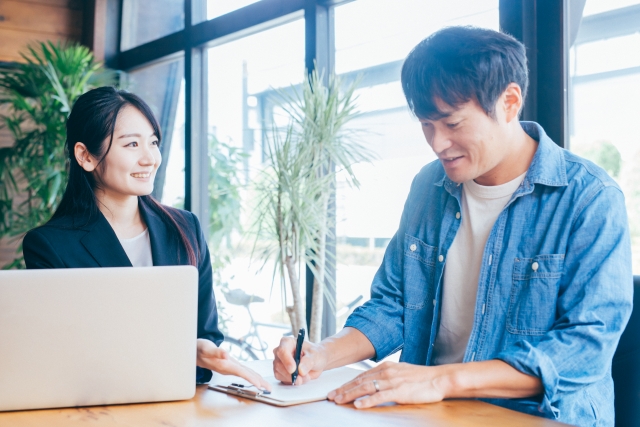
top-left (575, 139), bottom-right (622, 179)
top-left (0, 42), bottom-right (113, 269)
top-left (207, 134), bottom-right (248, 334)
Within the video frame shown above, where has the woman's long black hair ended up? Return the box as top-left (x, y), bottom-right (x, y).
top-left (52, 86), bottom-right (197, 266)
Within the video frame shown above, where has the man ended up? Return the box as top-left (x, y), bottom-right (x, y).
top-left (272, 26), bottom-right (632, 426)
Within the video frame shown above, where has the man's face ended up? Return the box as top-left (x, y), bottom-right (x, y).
top-left (419, 98), bottom-right (508, 185)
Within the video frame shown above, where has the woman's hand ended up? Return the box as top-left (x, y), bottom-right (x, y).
top-left (196, 339), bottom-right (272, 391)
top-left (327, 361), bottom-right (449, 409)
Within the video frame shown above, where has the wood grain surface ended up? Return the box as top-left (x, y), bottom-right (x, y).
top-left (0, 0), bottom-right (81, 63)
top-left (0, 376), bottom-right (572, 427)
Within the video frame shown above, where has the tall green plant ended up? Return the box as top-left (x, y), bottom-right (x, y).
top-left (253, 125), bottom-right (329, 335)
top-left (0, 42), bottom-right (110, 268)
top-left (253, 69), bottom-right (373, 341)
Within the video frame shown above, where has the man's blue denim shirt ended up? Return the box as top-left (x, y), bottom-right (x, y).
top-left (345, 122), bottom-right (633, 426)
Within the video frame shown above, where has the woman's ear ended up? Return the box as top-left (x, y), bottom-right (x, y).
top-left (74, 142), bottom-right (97, 172)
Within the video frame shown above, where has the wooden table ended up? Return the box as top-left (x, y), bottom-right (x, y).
top-left (0, 361), bottom-right (572, 427)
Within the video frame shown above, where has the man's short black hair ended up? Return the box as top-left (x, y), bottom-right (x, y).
top-left (401, 26), bottom-right (528, 120)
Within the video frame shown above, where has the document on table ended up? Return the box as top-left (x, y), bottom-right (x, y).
top-left (209, 361), bottom-right (364, 407)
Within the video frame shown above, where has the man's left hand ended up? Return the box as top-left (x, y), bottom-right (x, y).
top-left (327, 361), bottom-right (448, 409)
top-left (328, 359), bottom-right (543, 408)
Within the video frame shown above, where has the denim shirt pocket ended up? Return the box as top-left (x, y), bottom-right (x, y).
top-left (403, 234), bottom-right (437, 310)
top-left (507, 254), bottom-right (565, 335)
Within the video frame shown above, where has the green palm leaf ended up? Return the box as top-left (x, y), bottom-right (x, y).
top-left (0, 41), bottom-right (115, 269)
top-left (251, 67), bottom-right (374, 338)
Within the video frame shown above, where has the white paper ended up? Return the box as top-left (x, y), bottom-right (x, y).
top-left (214, 361), bottom-right (364, 404)
top-left (259, 367), bottom-right (362, 402)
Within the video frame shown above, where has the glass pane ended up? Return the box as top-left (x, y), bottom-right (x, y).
top-left (206, 0), bottom-right (261, 21)
top-left (335, 0), bottom-right (498, 74)
top-left (568, 0), bottom-right (640, 273)
top-left (333, 0), bottom-right (500, 330)
top-left (582, 0), bottom-right (640, 15)
top-left (125, 58), bottom-right (186, 209)
top-left (207, 20), bottom-right (305, 356)
top-left (121, 0), bottom-right (185, 50)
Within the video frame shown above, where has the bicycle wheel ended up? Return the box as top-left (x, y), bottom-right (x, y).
top-left (220, 337), bottom-right (259, 361)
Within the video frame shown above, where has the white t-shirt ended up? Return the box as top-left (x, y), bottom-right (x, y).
top-left (118, 228), bottom-right (153, 267)
top-left (432, 172), bottom-right (526, 365)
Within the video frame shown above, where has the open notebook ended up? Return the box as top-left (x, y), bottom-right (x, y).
top-left (209, 361), bottom-right (364, 407)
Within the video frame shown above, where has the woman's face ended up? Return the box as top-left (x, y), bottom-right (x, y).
top-left (94, 106), bottom-right (162, 197)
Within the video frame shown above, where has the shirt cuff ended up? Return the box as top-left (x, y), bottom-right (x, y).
top-left (496, 341), bottom-right (560, 419)
top-left (345, 307), bottom-right (403, 362)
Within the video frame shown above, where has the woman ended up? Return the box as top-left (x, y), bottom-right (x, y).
top-left (23, 86), bottom-right (270, 390)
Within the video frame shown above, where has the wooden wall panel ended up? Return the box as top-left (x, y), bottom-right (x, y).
top-left (0, 1), bottom-right (82, 36)
top-left (0, 127), bottom-right (12, 148)
top-left (0, 172), bottom-right (28, 269)
top-left (0, 27), bottom-right (75, 63)
top-left (0, 104), bottom-right (12, 148)
top-left (0, 103), bottom-right (18, 267)
top-left (0, 0), bottom-right (83, 63)
top-left (0, 237), bottom-right (21, 269)
top-left (0, 1), bottom-right (84, 266)
top-left (16, 0), bottom-right (82, 9)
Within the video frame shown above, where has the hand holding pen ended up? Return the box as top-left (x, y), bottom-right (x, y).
top-left (272, 328), bottom-right (328, 385)
top-left (291, 328), bottom-right (305, 384)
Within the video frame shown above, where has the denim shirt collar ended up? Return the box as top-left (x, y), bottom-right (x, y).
top-left (435, 121), bottom-right (568, 198)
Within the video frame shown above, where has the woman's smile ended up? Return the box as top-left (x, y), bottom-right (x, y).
top-left (130, 172), bottom-right (152, 179)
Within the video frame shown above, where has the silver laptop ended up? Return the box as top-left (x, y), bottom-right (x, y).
top-left (0, 266), bottom-right (198, 411)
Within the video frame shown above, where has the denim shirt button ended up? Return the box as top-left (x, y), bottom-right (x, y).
top-left (532, 261), bottom-right (539, 271)
top-left (438, 255), bottom-right (444, 262)
top-left (409, 244), bottom-right (417, 252)
top-left (455, 212), bottom-right (461, 219)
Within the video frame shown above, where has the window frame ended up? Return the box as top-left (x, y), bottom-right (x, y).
top-left (102, 0), bottom-right (570, 338)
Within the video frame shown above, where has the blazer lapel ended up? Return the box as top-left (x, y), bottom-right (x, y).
top-left (79, 212), bottom-right (132, 267)
top-left (139, 200), bottom-right (179, 266)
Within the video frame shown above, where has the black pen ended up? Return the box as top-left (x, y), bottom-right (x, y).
top-left (291, 328), bottom-right (305, 385)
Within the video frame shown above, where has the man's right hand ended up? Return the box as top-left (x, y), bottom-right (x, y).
top-left (273, 327), bottom-right (376, 386)
top-left (272, 336), bottom-right (329, 385)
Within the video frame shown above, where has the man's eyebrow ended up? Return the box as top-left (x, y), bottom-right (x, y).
top-left (118, 132), bottom-right (156, 139)
top-left (420, 111), bottom-right (453, 122)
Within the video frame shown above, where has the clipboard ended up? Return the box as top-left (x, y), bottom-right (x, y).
top-left (209, 364), bottom-right (364, 407)
top-left (209, 383), bottom-right (302, 406)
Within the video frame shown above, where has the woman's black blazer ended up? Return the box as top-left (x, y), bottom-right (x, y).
top-left (22, 199), bottom-right (224, 383)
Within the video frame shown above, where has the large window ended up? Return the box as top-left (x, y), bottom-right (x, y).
top-left (205, 0), bottom-right (262, 21)
top-left (568, 0), bottom-right (640, 272)
top-left (119, 0), bottom-right (498, 354)
top-left (112, 0), bottom-right (638, 349)
top-left (206, 19), bottom-right (305, 351)
top-left (333, 0), bottom-right (500, 327)
top-left (121, 0), bottom-right (185, 50)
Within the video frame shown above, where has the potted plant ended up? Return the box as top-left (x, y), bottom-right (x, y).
top-left (0, 42), bottom-right (110, 268)
top-left (253, 69), bottom-right (372, 342)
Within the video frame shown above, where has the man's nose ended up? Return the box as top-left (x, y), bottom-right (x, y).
top-left (429, 129), bottom-right (452, 155)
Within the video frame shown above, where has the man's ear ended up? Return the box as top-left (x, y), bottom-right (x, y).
top-left (74, 142), bottom-right (97, 172)
top-left (501, 83), bottom-right (523, 123)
